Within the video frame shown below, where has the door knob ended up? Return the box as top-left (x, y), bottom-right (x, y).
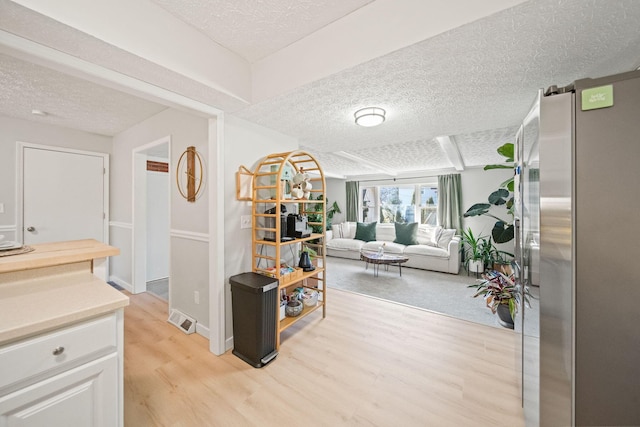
top-left (27, 226), bottom-right (36, 232)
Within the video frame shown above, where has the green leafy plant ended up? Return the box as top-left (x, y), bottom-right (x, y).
top-left (461, 227), bottom-right (489, 270)
top-left (299, 245), bottom-right (317, 260)
top-left (463, 143), bottom-right (515, 244)
top-left (468, 270), bottom-right (531, 320)
top-left (462, 227), bottom-right (514, 272)
top-left (325, 199), bottom-right (341, 230)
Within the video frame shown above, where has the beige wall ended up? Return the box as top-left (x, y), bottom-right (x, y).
top-left (110, 108), bottom-right (211, 327)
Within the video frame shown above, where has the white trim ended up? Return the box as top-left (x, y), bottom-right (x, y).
top-left (436, 135), bottom-right (465, 171)
top-left (170, 229), bottom-right (209, 243)
top-left (0, 30), bottom-right (223, 118)
top-left (0, 225), bottom-right (16, 232)
top-left (109, 221), bottom-right (132, 229)
top-left (195, 323), bottom-right (210, 339)
top-left (209, 115), bottom-right (226, 356)
top-left (225, 336), bottom-right (234, 352)
top-left (109, 275), bottom-right (133, 293)
top-left (16, 141), bottom-right (110, 246)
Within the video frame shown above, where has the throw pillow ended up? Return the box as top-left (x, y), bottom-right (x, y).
top-left (354, 222), bottom-right (377, 242)
top-left (393, 222), bottom-right (419, 246)
top-left (437, 229), bottom-right (456, 249)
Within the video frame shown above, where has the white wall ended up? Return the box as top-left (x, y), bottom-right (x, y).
top-left (110, 108), bottom-right (211, 327)
top-left (325, 177), bottom-right (346, 226)
top-left (0, 115), bottom-right (112, 241)
top-left (223, 115), bottom-right (298, 342)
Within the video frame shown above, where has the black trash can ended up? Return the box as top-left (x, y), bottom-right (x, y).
top-left (229, 272), bottom-right (279, 367)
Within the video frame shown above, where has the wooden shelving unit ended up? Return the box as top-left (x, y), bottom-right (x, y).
top-left (251, 151), bottom-right (327, 349)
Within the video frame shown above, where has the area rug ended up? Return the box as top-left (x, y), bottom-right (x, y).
top-left (325, 256), bottom-right (538, 334)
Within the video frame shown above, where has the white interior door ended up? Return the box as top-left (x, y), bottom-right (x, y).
top-left (23, 146), bottom-right (106, 245)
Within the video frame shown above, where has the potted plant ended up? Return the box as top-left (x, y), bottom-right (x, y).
top-left (463, 143), bottom-right (515, 244)
top-left (461, 227), bottom-right (487, 274)
top-left (325, 199), bottom-right (342, 230)
top-left (468, 269), bottom-right (531, 329)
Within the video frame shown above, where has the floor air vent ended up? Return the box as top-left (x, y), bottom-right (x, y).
top-left (168, 309), bottom-right (196, 334)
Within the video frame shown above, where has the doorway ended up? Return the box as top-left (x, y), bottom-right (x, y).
top-left (132, 137), bottom-right (171, 299)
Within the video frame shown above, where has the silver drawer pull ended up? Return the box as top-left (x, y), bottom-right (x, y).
top-left (52, 346), bottom-right (65, 356)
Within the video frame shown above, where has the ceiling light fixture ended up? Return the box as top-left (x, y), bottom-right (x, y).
top-left (31, 109), bottom-right (48, 117)
top-left (354, 107), bottom-right (385, 127)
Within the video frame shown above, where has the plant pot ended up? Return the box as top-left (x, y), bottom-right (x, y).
top-left (467, 260), bottom-right (483, 275)
top-left (496, 303), bottom-right (514, 329)
top-left (493, 263), bottom-right (512, 276)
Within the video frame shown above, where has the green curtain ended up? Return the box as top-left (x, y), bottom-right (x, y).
top-left (345, 181), bottom-right (359, 222)
top-left (437, 174), bottom-right (462, 233)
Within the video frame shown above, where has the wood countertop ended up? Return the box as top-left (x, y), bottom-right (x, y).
top-left (0, 240), bottom-right (128, 345)
top-left (0, 239), bottom-right (120, 274)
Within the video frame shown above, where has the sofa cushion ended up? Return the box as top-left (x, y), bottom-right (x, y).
top-left (326, 238), bottom-right (365, 252)
top-left (437, 229), bottom-right (456, 249)
top-left (375, 223), bottom-right (396, 242)
top-left (416, 224), bottom-right (441, 246)
top-left (403, 244), bottom-right (450, 258)
top-left (331, 223), bottom-right (349, 238)
top-left (354, 222), bottom-right (377, 242)
top-left (361, 241), bottom-right (406, 255)
top-left (394, 222), bottom-right (419, 246)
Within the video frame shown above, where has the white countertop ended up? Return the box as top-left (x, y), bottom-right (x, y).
top-left (0, 240), bottom-right (129, 345)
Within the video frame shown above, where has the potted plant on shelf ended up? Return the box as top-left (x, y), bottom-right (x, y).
top-left (468, 269), bottom-right (531, 329)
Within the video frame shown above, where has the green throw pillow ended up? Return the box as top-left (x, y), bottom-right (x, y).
top-left (394, 222), bottom-right (419, 245)
top-left (354, 222), bottom-right (377, 242)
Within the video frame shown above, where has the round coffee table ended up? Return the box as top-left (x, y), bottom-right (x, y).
top-left (360, 251), bottom-right (409, 277)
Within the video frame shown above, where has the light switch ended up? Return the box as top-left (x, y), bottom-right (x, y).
top-left (240, 215), bottom-right (252, 229)
top-left (0, 203), bottom-right (4, 214)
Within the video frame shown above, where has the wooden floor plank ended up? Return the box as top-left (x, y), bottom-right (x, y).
top-left (124, 290), bottom-right (524, 426)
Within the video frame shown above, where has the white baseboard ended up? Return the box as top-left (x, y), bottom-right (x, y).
top-left (109, 275), bottom-right (133, 293)
top-left (225, 336), bottom-right (234, 352)
top-left (195, 322), bottom-right (210, 339)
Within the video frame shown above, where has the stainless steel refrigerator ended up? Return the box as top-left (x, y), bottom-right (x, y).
top-left (515, 69), bottom-right (640, 427)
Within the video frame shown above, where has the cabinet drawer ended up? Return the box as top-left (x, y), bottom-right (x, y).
top-left (0, 314), bottom-right (117, 392)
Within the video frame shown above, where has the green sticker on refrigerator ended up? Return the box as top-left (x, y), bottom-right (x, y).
top-left (581, 85), bottom-right (613, 110)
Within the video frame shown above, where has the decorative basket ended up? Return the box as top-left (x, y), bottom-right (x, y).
top-left (285, 300), bottom-right (303, 317)
top-left (303, 290), bottom-right (319, 307)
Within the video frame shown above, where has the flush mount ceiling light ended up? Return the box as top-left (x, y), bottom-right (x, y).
top-left (354, 107), bottom-right (385, 127)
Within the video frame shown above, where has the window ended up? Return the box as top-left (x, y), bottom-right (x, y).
top-left (360, 183), bottom-right (438, 224)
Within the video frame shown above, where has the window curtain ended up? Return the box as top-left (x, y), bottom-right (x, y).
top-left (437, 174), bottom-right (462, 233)
top-left (345, 181), bottom-right (359, 222)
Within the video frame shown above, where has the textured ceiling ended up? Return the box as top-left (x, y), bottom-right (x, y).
top-left (150, 0), bottom-right (374, 62)
top-left (2, 0), bottom-right (640, 178)
top-left (234, 0), bottom-right (640, 177)
top-left (0, 53), bottom-right (167, 136)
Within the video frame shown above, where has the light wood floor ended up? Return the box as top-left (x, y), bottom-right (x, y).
top-left (124, 290), bottom-right (525, 426)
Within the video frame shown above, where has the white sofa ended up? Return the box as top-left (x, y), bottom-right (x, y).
top-left (326, 222), bottom-right (460, 274)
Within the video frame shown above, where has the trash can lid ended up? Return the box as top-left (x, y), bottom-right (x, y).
top-left (229, 272), bottom-right (278, 293)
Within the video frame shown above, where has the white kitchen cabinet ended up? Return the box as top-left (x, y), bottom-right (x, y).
top-left (0, 312), bottom-right (123, 427)
top-left (0, 241), bottom-right (128, 427)
top-left (0, 353), bottom-right (117, 426)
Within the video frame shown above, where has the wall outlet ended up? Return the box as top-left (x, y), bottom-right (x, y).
top-left (194, 291), bottom-right (200, 304)
top-left (240, 215), bottom-right (252, 229)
